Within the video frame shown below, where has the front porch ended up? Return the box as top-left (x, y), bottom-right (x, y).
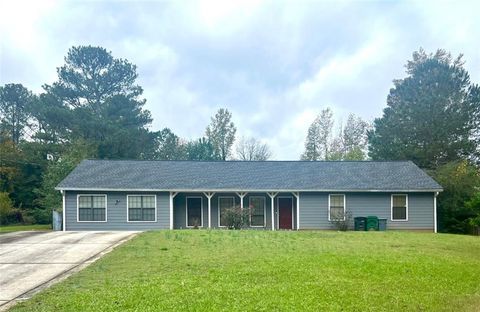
top-left (169, 191), bottom-right (299, 230)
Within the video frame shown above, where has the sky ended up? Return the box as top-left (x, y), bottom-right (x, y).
top-left (1, 0), bottom-right (479, 160)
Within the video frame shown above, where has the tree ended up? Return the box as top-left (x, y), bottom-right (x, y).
top-left (433, 161), bottom-right (480, 234)
top-left (301, 108), bottom-right (333, 160)
top-left (368, 49), bottom-right (480, 169)
top-left (155, 128), bottom-right (186, 160)
top-left (329, 114), bottom-right (370, 160)
top-left (94, 95), bottom-right (154, 159)
top-left (47, 45), bottom-right (142, 108)
top-left (205, 108), bottom-right (236, 160)
top-left (0, 136), bottom-right (22, 193)
top-left (185, 137), bottom-right (220, 161)
top-left (0, 83), bottom-right (35, 144)
top-left (34, 139), bottom-right (96, 222)
top-left (235, 137), bottom-right (272, 161)
top-left (40, 46), bottom-right (155, 159)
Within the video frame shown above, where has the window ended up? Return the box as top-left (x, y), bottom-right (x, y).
top-left (128, 195), bottom-right (156, 222)
top-left (329, 194), bottom-right (345, 221)
top-left (391, 194), bottom-right (408, 221)
top-left (218, 196), bottom-right (235, 227)
top-left (78, 195), bottom-right (106, 222)
top-left (187, 197), bottom-right (203, 227)
top-left (249, 196), bottom-right (266, 227)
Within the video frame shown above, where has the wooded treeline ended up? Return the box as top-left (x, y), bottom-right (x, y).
top-left (1, 46), bottom-right (479, 234)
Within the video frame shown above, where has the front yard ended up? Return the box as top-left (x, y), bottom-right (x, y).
top-left (11, 230), bottom-right (480, 311)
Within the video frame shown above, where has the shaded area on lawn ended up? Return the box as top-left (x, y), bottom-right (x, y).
top-left (0, 224), bottom-right (51, 233)
top-left (10, 230), bottom-right (480, 312)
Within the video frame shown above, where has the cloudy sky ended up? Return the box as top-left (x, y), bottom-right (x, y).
top-left (1, 0), bottom-right (479, 159)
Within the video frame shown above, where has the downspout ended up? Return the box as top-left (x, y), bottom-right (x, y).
top-left (61, 190), bottom-right (66, 232)
top-left (434, 192), bottom-right (438, 233)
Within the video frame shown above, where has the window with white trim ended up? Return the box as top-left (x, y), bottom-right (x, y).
top-left (78, 195), bottom-right (106, 221)
top-left (391, 194), bottom-right (408, 221)
top-left (249, 196), bottom-right (265, 227)
top-left (219, 196), bottom-right (235, 227)
top-left (329, 194), bottom-right (345, 221)
top-left (128, 195), bottom-right (156, 221)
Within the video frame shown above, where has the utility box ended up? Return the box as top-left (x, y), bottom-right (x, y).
top-left (354, 217), bottom-right (367, 231)
top-left (52, 210), bottom-right (62, 231)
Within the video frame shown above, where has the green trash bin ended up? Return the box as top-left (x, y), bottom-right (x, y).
top-left (354, 217), bottom-right (367, 231)
top-left (378, 218), bottom-right (387, 231)
top-left (366, 216), bottom-right (379, 231)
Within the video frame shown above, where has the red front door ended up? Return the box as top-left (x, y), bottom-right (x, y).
top-left (278, 197), bottom-right (293, 230)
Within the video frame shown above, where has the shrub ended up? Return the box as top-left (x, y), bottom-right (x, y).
top-left (469, 215), bottom-right (480, 227)
top-left (329, 210), bottom-right (353, 231)
top-left (29, 208), bottom-right (52, 224)
top-left (221, 205), bottom-right (250, 229)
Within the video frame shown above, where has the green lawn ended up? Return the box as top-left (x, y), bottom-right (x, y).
top-left (0, 224), bottom-right (51, 233)
top-left (11, 230), bottom-right (480, 312)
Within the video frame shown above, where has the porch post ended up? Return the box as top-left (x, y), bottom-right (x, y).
top-left (236, 192), bottom-right (247, 209)
top-left (204, 192), bottom-right (215, 229)
top-left (169, 192), bottom-right (178, 230)
top-left (267, 192), bottom-right (278, 231)
top-left (292, 192), bottom-right (299, 230)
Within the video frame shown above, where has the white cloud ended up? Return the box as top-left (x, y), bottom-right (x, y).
top-left (0, 0), bottom-right (478, 160)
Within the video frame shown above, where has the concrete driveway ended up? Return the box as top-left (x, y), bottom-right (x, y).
top-left (0, 231), bottom-right (138, 309)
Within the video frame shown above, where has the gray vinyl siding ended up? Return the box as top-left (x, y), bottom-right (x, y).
top-left (173, 192), bottom-right (296, 230)
top-left (299, 192), bottom-right (434, 230)
top-left (65, 190), bottom-right (433, 231)
top-left (65, 191), bottom-right (170, 231)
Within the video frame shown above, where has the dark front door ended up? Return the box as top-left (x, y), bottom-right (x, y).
top-left (187, 197), bottom-right (202, 227)
top-left (278, 197), bottom-right (293, 230)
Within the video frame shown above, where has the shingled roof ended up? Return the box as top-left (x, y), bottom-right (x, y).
top-left (56, 159), bottom-right (442, 192)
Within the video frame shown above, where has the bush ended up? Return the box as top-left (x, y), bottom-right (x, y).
top-left (221, 205), bottom-right (250, 229)
top-left (329, 210), bottom-right (353, 231)
top-left (0, 192), bottom-right (23, 225)
top-left (469, 215), bottom-right (480, 227)
top-left (29, 208), bottom-right (52, 224)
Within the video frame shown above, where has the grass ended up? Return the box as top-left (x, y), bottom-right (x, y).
top-left (10, 230), bottom-right (480, 312)
top-left (0, 224), bottom-right (51, 233)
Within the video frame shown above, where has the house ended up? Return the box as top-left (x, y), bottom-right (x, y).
top-left (56, 160), bottom-right (443, 232)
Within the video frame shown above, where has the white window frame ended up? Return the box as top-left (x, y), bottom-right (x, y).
top-left (77, 194), bottom-right (107, 223)
top-left (276, 196), bottom-right (294, 229)
top-left (126, 195), bottom-right (157, 223)
top-left (249, 196), bottom-right (266, 227)
top-left (391, 194), bottom-right (408, 222)
top-left (218, 196), bottom-right (235, 227)
top-left (328, 194), bottom-right (346, 221)
top-left (186, 196), bottom-right (203, 228)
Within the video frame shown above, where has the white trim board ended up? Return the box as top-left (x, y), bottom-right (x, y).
top-left (126, 194), bottom-right (157, 223)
